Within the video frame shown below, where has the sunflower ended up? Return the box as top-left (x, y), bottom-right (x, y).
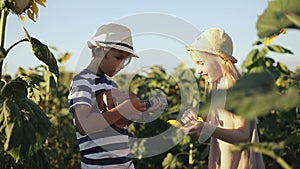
top-left (4, 0), bottom-right (47, 23)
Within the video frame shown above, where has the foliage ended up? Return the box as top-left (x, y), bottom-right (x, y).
top-left (0, 0), bottom-right (60, 168)
top-left (1, 51), bottom-right (81, 168)
top-left (237, 1), bottom-right (300, 167)
top-left (0, 77), bottom-right (51, 162)
top-left (199, 72), bottom-right (300, 119)
top-left (31, 64), bottom-right (80, 169)
top-left (256, 0), bottom-right (300, 38)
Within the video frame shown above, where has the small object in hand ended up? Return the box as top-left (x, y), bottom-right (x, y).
top-left (197, 117), bottom-right (204, 122)
top-left (167, 116), bottom-right (203, 128)
top-left (167, 120), bottom-right (182, 128)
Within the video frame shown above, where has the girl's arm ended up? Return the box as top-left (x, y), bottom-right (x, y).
top-left (182, 115), bottom-right (252, 144)
top-left (212, 119), bottom-right (252, 144)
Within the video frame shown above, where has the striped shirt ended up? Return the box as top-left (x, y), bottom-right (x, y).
top-left (68, 69), bottom-right (134, 169)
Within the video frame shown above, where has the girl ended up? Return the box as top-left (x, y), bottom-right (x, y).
top-left (181, 28), bottom-right (265, 169)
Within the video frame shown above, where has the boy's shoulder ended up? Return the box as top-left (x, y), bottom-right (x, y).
top-left (72, 69), bottom-right (118, 87)
top-left (73, 69), bottom-right (100, 80)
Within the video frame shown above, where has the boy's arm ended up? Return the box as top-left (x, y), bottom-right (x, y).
top-left (74, 104), bottom-right (122, 135)
top-left (74, 98), bottom-right (146, 135)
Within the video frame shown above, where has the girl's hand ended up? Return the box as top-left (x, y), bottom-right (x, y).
top-left (181, 109), bottom-right (198, 126)
top-left (180, 109), bottom-right (205, 136)
top-left (180, 121), bottom-right (204, 137)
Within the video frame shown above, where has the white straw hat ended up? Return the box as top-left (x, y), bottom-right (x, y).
top-left (186, 28), bottom-right (237, 63)
top-left (87, 23), bottom-right (138, 57)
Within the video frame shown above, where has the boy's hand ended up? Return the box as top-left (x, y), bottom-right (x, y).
top-left (116, 98), bottom-right (146, 121)
top-left (145, 96), bottom-right (168, 112)
top-left (146, 97), bottom-right (162, 112)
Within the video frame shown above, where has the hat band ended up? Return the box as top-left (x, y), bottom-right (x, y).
top-left (98, 41), bottom-right (133, 50)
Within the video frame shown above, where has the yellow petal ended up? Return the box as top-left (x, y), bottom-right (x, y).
top-left (19, 15), bottom-right (26, 24)
top-left (31, 2), bottom-right (39, 15)
top-left (59, 53), bottom-right (72, 64)
top-left (167, 120), bottom-right (182, 128)
top-left (262, 35), bottom-right (277, 45)
top-left (197, 117), bottom-right (203, 122)
top-left (262, 28), bottom-right (287, 46)
top-left (27, 10), bottom-right (35, 21)
top-left (279, 28), bottom-right (286, 34)
top-left (35, 0), bottom-right (47, 7)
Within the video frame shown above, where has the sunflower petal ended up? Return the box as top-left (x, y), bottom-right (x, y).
top-left (31, 2), bottom-right (39, 15)
top-left (27, 10), bottom-right (35, 22)
top-left (35, 0), bottom-right (46, 7)
top-left (19, 15), bottom-right (26, 24)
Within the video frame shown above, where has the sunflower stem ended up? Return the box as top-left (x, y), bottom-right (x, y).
top-left (0, 3), bottom-right (8, 88)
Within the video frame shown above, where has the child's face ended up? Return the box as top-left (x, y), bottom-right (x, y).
top-left (100, 48), bottom-right (131, 76)
top-left (189, 51), bottom-right (223, 82)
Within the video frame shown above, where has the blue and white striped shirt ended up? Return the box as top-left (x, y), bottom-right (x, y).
top-left (68, 69), bottom-right (134, 169)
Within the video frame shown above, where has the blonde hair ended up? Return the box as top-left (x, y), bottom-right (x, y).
top-left (221, 56), bottom-right (240, 88)
top-left (207, 56), bottom-right (240, 93)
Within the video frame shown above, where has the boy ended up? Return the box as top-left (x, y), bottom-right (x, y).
top-left (68, 23), bottom-right (160, 169)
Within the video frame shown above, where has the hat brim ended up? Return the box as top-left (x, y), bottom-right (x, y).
top-left (185, 46), bottom-right (237, 63)
top-left (87, 41), bottom-right (139, 58)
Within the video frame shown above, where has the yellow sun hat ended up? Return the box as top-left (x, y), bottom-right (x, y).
top-left (186, 28), bottom-right (237, 63)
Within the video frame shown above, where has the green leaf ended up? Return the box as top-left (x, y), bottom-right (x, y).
top-left (26, 99), bottom-right (51, 138)
top-left (200, 72), bottom-right (300, 119)
top-left (249, 66), bottom-right (266, 74)
top-left (20, 116), bottom-right (37, 156)
top-left (242, 49), bottom-right (259, 69)
top-left (252, 40), bottom-right (263, 46)
top-left (162, 153), bottom-right (175, 169)
top-left (277, 62), bottom-right (291, 74)
top-left (16, 99), bottom-right (50, 157)
top-left (23, 28), bottom-right (59, 78)
top-left (265, 57), bottom-right (275, 68)
top-left (256, 0), bottom-right (300, 38)
top-left (1, 99), bottom-right (23, 162)
top-left (0, 96), bottom-right (50, 162)
top-left (286, 13), bottom-right (300, 27)
top-left (0, 78), bottom-right (28, 100)
top-left (267, 45), bottom-right (293, 54)
top-left (242, 49), bottom-right (268, 70)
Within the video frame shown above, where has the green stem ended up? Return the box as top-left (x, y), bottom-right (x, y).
top-left (0, 6), bottom-right (8, 88)
top-left (232, 143), bottom-right (292, 169)
top-left (6, 39), bottom-right (28, 54)
top-left (258, 149), bottom-right (292, 169)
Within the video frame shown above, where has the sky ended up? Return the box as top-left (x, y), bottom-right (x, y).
top-left (3, 0), bottom-right (300, 76)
